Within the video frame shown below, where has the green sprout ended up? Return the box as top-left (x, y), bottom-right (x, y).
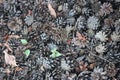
top-left (20, 39), bottom-right (28, 45)
top-left (24, 49), bottom-right (30, 57)
top-left (50, 48), bottom-right (62, 58)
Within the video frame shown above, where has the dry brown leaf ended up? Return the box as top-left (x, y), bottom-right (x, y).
top-left (79, 61), bottom-right (88, 71)
top-left (3, 35), bottom-right (20, 41)
top-left (4, 42), bottom-right (13, 52)
top-left (89, 63), bottom-right (96, 69)
top-left (3, 49), bottom-right (17, 67)
top-left (3, 35), bottom-right (20, 52)
top-left (48, 3), bottom-right (56, 18)
top-left (3, 35), bottom-right (9, 41)
top-left (27, 10), bottom-right (32, 16)
top-left (9, 35), bottom-right (21, 39)
top-left (66, 39), bottom-right (72, 45)
top-left (15, 67), bottom-right (23, 71)
top-left (76, 32), bottom-right (86, 41)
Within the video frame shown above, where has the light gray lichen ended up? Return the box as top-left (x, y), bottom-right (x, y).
top-left (75, 16), bottom-right (86, 29)
top-left (91, 66), bottom-right (107, 80)
top-left (24, 15), bottom-right (34, 26)
top-left (95, 31), bottom-right (108, 41)
top-left (87, 16), bottom-right (100, 30)
top-left (95, 44), bottom-right (106, 54)
top-left (61, 59), bottom-right (71, 71)
top-left (111, 31), bottom-right (120, 42)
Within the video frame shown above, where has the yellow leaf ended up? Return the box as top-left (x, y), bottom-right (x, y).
top-left (48, 3), bottom-right (56, 18)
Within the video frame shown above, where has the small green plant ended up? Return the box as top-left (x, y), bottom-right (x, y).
top-left (24, 49), bottom-right (30, 57)
top-left (20, 39), bottom-right (28, 45)
top-left (50, 48), bottom-right (62, 58)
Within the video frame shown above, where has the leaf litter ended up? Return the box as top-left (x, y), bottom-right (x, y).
top-left (0, 0), bottom-right (120, 80)
top-left (3, 49), bottom-right (17, 67)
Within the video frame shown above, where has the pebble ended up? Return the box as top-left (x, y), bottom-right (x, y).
top-left (58, 5), bottom-right (63, 11)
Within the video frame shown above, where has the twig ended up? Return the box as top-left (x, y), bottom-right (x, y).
top-left (86, 45), bottom-right (114, 64)
top-left (89, 51), bottom-right (112, 63)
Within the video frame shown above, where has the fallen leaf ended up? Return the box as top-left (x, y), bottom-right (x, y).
top-left (9, 35), bottom-right (20, 39)
top-left (79, 61), bottom-right (88, 71)
top-left (66, 39), bottom-right (71, 45)
top-left (4, 42), bottom-right (13, 52)
top-left (3, 35), bottom-right (20, 41)
top-left (28, 27), bottom-right (32, 32)
top-left (3, 49), bottom-right (17, 67)
top-left (76, 32), bottom-right (86, 41)
top-left (15, 67), bottom-right (23, 71)
top-left (3, 35), bottom-right (9, 41)
top-left (48, 3), bottom-right (56, 18)
top-left (89, 63), bottom-right (95, 69)
top-left (27, 10), bottom-right (32, 16)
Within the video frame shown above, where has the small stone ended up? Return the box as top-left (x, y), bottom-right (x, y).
top-left (58, 5), bottom-right (63, 11)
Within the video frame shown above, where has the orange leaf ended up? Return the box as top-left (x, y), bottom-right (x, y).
top-left (89, 63), bottom-right (95, 69)
top-left (48, 3), bottom-right (56, 18)
top-left (15, 67), bottom-right (23, 71)
top-left (3, 35), bottom-right (9, 41)
top-left (76, 32), bottom-right (86, 41)
top-left (3, 49), bottom-right (17, 67)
